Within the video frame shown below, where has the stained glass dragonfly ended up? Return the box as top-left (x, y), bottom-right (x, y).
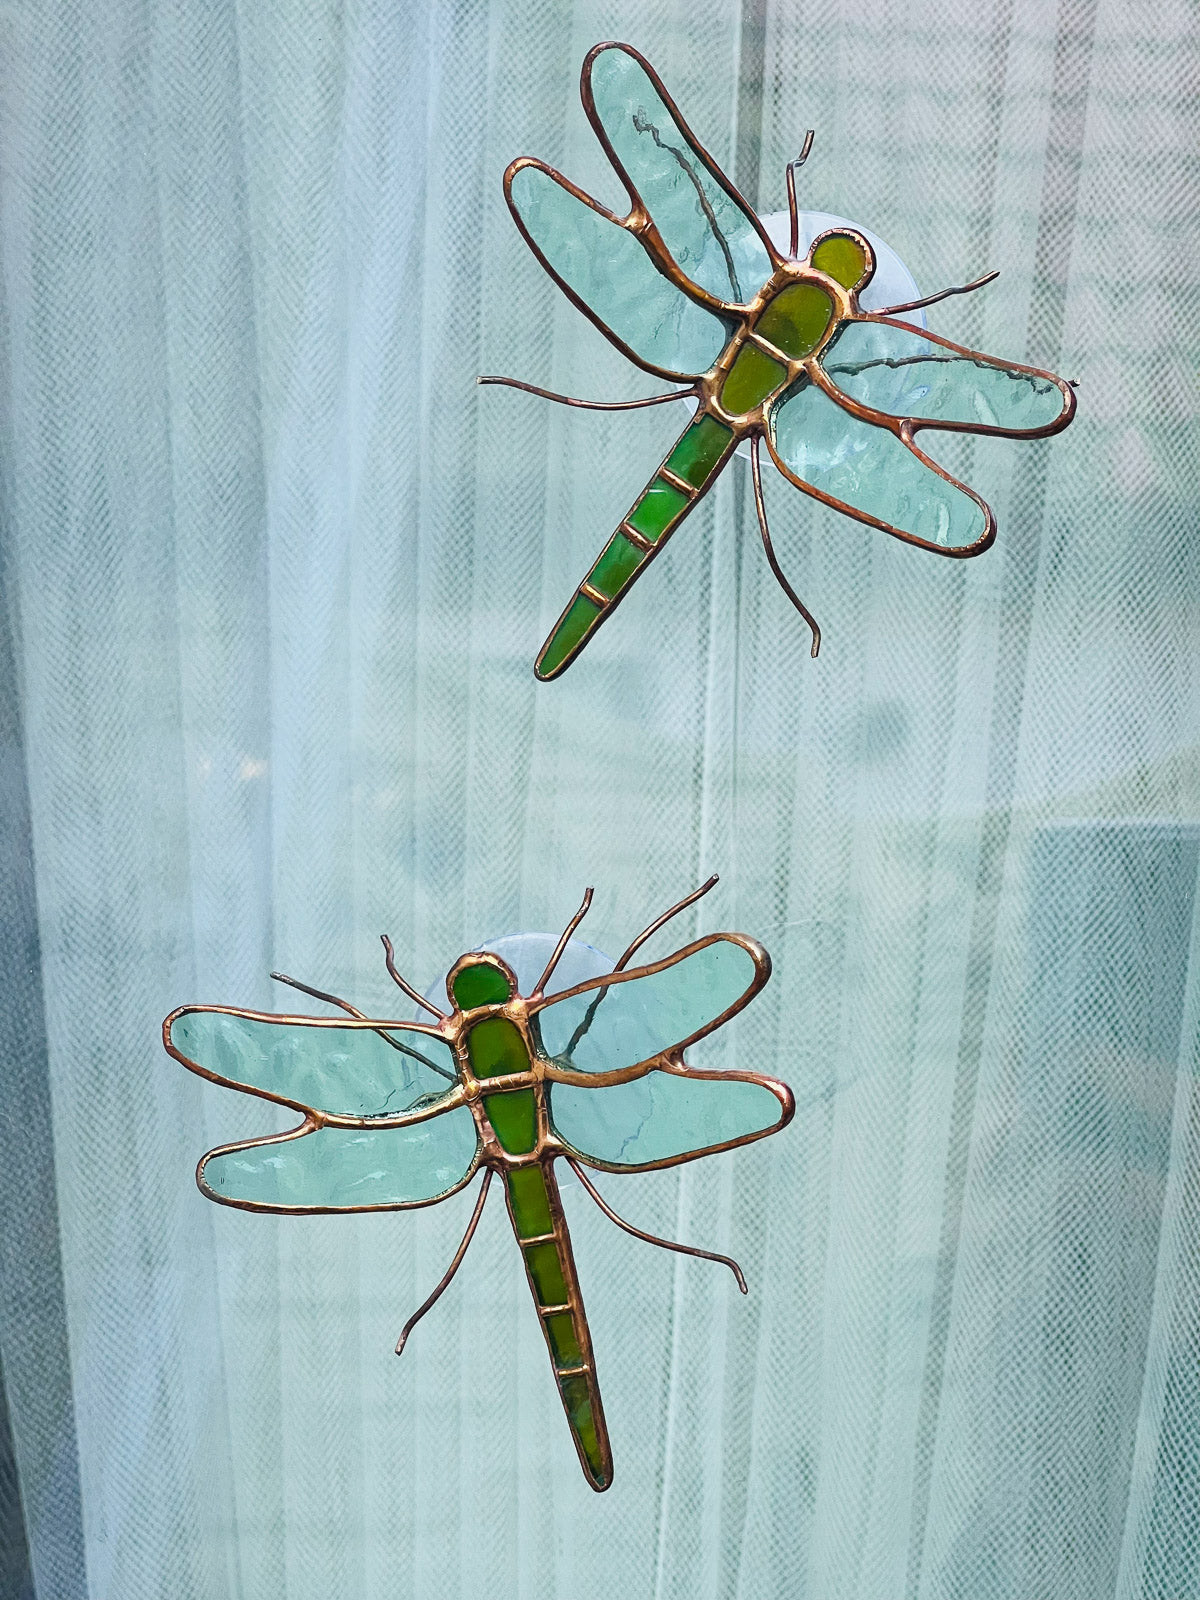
top-left (163, 877), bottom-right (792, 1492)
top-left (482, 41), bottom-right (1077, 679)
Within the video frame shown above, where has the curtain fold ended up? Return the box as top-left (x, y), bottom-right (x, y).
top-left (1, 1), bottom-right (1197, 1596)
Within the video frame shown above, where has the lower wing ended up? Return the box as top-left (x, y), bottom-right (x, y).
top-left (549, 1062), bottom-right (793, 1172)
top-left (765, 315), bottom-right (1074, 558)
top-left (198, 1109), bottom-right (481, 1213)
top-left (765, 376), bottom-right (995, 557)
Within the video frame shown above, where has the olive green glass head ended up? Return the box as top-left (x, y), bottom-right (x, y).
top-left (449, 955), bottom-right (517, 1011)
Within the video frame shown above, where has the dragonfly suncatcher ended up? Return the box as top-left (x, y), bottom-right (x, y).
top-left (164, 878), bottom-right (793, 1491)
top-left (483, 41), bottom-right (1076, 679)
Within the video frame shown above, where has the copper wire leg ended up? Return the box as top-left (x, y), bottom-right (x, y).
top-left (269, 972), bottom-right (454, 1080)
top-left (380, 934), bottom-right (445, 1020)
top-left (477, 375), bottom-right (696, 412)
top-left (534, 886), bottom-right (594, 995)
top-left (785, 131), bottom-right (815, 259)
top-left (568, 1160), bottom-right (747, 1294)
top-left (751, 434), bottom-right (821, 658)
top-left (874, 269), bottom-right (999, 318)
top-left (395, 1169), bottom-right (494, 1356)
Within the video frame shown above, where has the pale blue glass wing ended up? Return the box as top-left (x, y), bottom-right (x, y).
top-left (551, 1068), bottom-right (789, 1170)
top-left (199, 1111), bottom-right (480, 1211)
top-left (167, 1008), bottom-right (458, 1119)
top-left (821, 318), bottom-right (1072, 433)
top-left (534, 936), bottom-right (763, 1076)
top-left (586, 44), bottom-right (774, 306)
top-left (767, 379), bottom-right (991, 554)
top-left (506, 161), bottom-right (729, 378)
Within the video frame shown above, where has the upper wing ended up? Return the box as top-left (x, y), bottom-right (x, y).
top-left (582, 43), bottom-right (777, 306)
top-left (198, 1112), bottom-right (481, 1213)
top-left (764, 374), bottom-right (995, 556)
top-left (551, 1062), bottom-right (792, 1172)
top-left (819, 316), bottom-right (1075, 436)
top-left (165, 1007), bottom-right (461, 1124)
top-left (505, 159), bottom-right (730, 381)
top-left (531, 932), bottom-right (768, 1081)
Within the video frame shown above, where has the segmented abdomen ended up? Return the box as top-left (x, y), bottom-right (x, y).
top-left (503, 1159), bottom-right (612, 1491)
top-left (535, 409), bottom-right (738, 679)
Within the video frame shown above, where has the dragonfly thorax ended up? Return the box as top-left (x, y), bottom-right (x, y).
top-left (713, 232), bottom-right (874, 422)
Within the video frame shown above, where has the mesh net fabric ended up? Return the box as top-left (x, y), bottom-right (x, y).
top-left (0, 2), bottom-right (1199, 1598)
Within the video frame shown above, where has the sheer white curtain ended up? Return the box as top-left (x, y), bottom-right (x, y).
top-left (1, 0), bottom-right (1198, 1596)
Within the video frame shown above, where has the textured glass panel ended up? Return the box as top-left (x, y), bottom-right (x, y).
top-left (550, 1069), bottom-right (784, 1168)
top-left (536, 937), bottom-right (758, 1074)
top-left (771, 380), bottom-right (988, 550)
top-left (508, 164), bottom-right (729, 375)
top-left (169, 1010), bottom-right (458, 1118)
top-left (588, 45), bottom-right (772, 304)
top-left (823, 319), bottom-right (1068, 431)
top-left (199, 1111), bottom-right (479, 1209)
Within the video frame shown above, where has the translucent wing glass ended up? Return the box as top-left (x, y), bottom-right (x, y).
top-left (199, 1110), bottom-right (480, 1210)
top-left (821, 318), bottom-right (1071, 432)
top-left (535, 936), bottom-right (761, 1075)
top-left (507, 162), bottom-right (729, 378)
top-left (167, 1008), bottom-right (458, 1119)
top-left (768, 379), bottom-right (989, 553)
top-left (586, 45), bottom-right (773, 305)
top-left (550, 1068), bottom-right (788, 1169)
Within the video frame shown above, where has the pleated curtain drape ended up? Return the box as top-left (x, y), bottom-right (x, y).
top-left (1, 1), bottom-right (1198, 1597)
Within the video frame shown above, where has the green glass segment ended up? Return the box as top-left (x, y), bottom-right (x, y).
top-left (525, 1240), bottom-right (568, 1304)
top-left (465, 1015), bottom-right (528, 1079)
top-left (484, 1087), bottom-right (538, 1153)
top-left (538, 594), bottom-right (602, 677)
top-left (506, 1163), bottom-right (555, 1237)
top-left (588, 45), bottom-right (772, 306)
top-left (199, 1109), bottom-right (480, 1209)
top-left (507, 162), bottom-right (729, 377)
top-left (545, 1311), bottom-right (583, 1369)
top-left (664, 415), bottom-right (734, 487)
top-left (588, 533), bottom-right (644, 600)
top-left (811, 232), bottom-right (868, 289)
top-left (452, 962), bottom-right (513, 1010)
top-left (627, 479), bottom-right (689, 543)
top-left (755, 283), bottom-right (834, 358)
top-left (720, 342), bottom-right (786, 414)
top-left (559, 1374), bottom-right (606, 1479)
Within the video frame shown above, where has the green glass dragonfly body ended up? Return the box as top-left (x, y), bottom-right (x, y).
top-left (486, 41), bottom-right (1076, 679)
top-left (163, 883), bottom-right (792, 1491)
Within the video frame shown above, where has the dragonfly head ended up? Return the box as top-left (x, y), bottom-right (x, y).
top-left (802, 228), bottom-right (875, 299)
top-left (446, 951), bottom-right (518, 1012)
